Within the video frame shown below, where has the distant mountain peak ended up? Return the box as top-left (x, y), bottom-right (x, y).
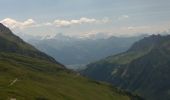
top-left (128, 34), bottom-right (167, 52)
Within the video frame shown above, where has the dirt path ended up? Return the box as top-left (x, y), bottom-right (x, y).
top-left (9, 78), bottom-right (18, 86)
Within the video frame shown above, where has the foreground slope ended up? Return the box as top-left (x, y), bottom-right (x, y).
top-left (0, 23), bottom-right (139, 100)
top-left (82, 35), bottom-right (170, 100)
top-left (0, 53), bottom-right (134, 100)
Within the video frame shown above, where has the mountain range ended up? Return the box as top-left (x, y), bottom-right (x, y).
top-left (82, 34), bottom-right (170, 100)
top-left (27, 33), bottom-right (145, 70)
top-left (0, 23), bottom-right (143, 100)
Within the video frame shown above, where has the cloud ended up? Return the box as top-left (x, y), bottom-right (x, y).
top-left (53, 17), bottom-right (101, 27)
top-left (127, 26), bottom-right (135, 30)
top-left (0, 18), bottom-right (36, 29)
top-left (118, 15), bottom-right (129, 20)
top-left (0, 17), bottom-right (109, 29)
top-left (101, 17), bottom-right (110, 23)
top-left (80, 31), bottom-right (112, 39)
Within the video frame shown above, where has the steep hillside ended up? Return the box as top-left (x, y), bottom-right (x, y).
top-left (82, 35), bottom-right (170, 100)
top-left (0, 23), bottom-right (141, 100)
top-left (0, 23), bottom-right (58, 64)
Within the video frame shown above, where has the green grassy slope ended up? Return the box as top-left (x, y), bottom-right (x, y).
top-left (0, 52), bottom-right (134, 100)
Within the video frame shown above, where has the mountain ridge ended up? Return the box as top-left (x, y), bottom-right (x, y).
top-left (82, 34), bottom-right (170, 100)
top-left (29, 33), bottom-right (145, 69)
top-left (0, 23), bottom-right (61, 65)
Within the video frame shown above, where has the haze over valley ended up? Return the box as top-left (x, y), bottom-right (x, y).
top-left (0, 0), bottom-right (170, 100)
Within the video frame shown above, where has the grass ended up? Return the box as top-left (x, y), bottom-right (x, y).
top-left (0, 52), bottom-right (131, 100)
top-left (105, 46), bottom-right (153, 65)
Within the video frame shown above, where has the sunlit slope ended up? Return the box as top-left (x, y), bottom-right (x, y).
top-left (0, 52), bottom-right (134, 100)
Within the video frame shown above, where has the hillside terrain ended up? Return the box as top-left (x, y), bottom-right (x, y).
top-left (82, 34), bottom-right (170, 100)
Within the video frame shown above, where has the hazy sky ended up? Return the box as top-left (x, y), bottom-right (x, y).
top-left (0, 0), bottom-right (170, 37)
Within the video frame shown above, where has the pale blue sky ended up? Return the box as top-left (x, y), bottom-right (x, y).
top-left (0, 0), bottom-right (170, 37)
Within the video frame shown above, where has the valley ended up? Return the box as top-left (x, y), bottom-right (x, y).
top-left (0, 23), bottom-right (141, 100)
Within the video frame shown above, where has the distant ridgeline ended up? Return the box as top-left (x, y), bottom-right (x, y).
top-left (29, 33), bottom-right (145, 67)
top-left (82, 34), bottom-right (170, 100)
